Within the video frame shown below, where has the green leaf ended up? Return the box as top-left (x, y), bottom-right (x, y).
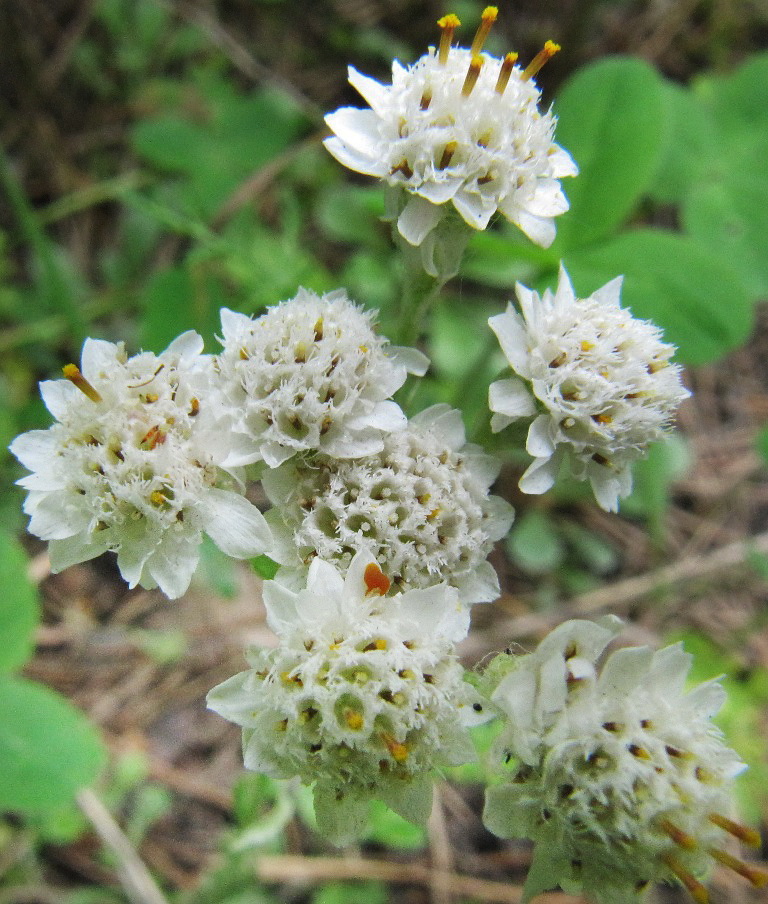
top-left (0, 532), bottom-right (40, 673)
top-left (252, 555), bottom-right (280, 580)
top-left (694, 52), bottom-right (768, 150)
top-left (552, 57), bottom-right (666, 250)
top-left (507, 510), bottom-right (564, 576)
top-left (0, 675), bottom-right (105, 815)
top-left (565, 229), bottom-right (753, 365)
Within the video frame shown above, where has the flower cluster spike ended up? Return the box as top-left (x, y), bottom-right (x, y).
top-left (488, 264), bottom-right (691, 511)
top-left (483, 619), bottom-right (765, 903)
top-left (324, 10), bottom-right (577, 249)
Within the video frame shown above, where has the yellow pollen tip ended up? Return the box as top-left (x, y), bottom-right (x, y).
top-left (294, 341), bottom-right (307, 363)
top-left (150, 491), bottom-right (167, 506)
top-left (580, 340), bottom-right (595, 351)
top-left (594, 413), bottom-right (613, 424)
top-left (470, 6), bottom-right (498, 56)
top-left (663, 855), bottom-right (709, 903)
top-left (495, 52), bottom-right (519, 94)
top-left (437, 14), bottom-right (461, 65)
top-left (381, 732), bottom-right (409, 762)
top-left (313, 317), bottom-right (324, 341)
top-left (522, 40), bottom-right (561, 81)
top-left (708, 847), bottom-right (768, 887)
top-left (708, 813), bottom-right (762, 847)
top-left (63, 364), bottom-right (103, 403)
top-left (462, 55), bottom-right (484, 97)
top-left (344, 710), bottom-right (364, 730)
top-left (660, 818), bottom-right (698, 851)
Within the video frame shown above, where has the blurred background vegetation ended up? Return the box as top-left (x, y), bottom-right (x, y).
top-left (2, 1), bottom-right (768, 902)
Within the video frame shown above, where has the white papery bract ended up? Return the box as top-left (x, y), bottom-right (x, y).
top-left (484, 619), bottom-right (750, 904)
top-left (207, 551), bottom-right (487, 845)
top-left (488, 265), bottom-right (691, 511)
top-left (324, 35), bottom-right (576, 250)
top-left (214, 289), bottom-right (428, 469)
top-left (9, 334), bottom-right (272, 599)
top-left (262, 404), bottom-right (514, 604)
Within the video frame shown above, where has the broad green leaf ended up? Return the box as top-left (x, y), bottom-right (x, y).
top-left (694, 52), bottom-right (768, 150)
top-left (0, 532), bottom-right (40, 673)
top-left (682, 137), bottom-right (768, 298)
top-left (650, 81), bottom-right (716, 203)
top-left (0, 675), bottom-right (105, 814)
top-left (565, 230), bottom-right (753, 365)
top-left (552, 57), bottom-right (666, 250)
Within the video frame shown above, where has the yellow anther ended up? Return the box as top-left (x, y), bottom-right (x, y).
top-left (462, 55), bottom-right (484, 97)
top-left (708, 813), bottom-right (762, 847)
top-left (438, 140), bottom-right (458, 170)
top-left (522, 40), bottom-right (561, 81)
top-left (143, 392), bottom-right (159, 404)
top-left (495, 52), bottom-right (519, 94)
top-left (239, 347), bottom-right (250, 360)
top-left (427, 507), bottom-right (442, 521)
top-left (294, 341), bottom-right (307, 363)
top-left (313, 317), bottom-right (324, 341)
top-left (150, 491), bottom-right (167, 506)
top-left (420, 88), bottom-right (432, 110)
top-left (381, 732), bottom-right (409, 762)
top-left (417, 493), bottom-right (431, 505)
top-left (709, 847), bottom-right (768, 886)
top-left (63, 364), bottom-right (102, 403)
top-left (344, 709), bottom-right (364, 730)
top-left (659, 818), bottom-right (697, 851)
top-left (139, 425), bottom-right (167, 450)
top-left (580, 340), bottom-right (595, 352)
top-left (648, 359), bottom-right (668, 373)
top-left (471, 6), bottom-right (498, 56)
top-left (663, 855), bottom-right (709, 903)
top-left (437, 14), bottom-right (461, 65)
top-left (593, 413), bottom-right (613, 424)
top-left (399, 668), bottom-right (416, 680)
top-left (189, 397), bottom-right (200, 416)
top-left (628, 744), bottom-right (651, 760)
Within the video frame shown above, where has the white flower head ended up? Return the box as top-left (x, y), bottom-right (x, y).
top-left (488, 265), bottom-right (691, 511)
top-left (484, 619), bottom-right (765, 904)
top-left (10, 334), bottom-right (272, 599)
top-left (207, 551), bottom-right (488, 845)
top-left (214, 289), bottom-right (428, 468)
top-left (262, 404), bottom-right (514, 604)
top-left (324, 9), bottom-right (577, 250)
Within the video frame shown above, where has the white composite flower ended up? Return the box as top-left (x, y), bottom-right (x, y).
top-left (484, 619), bottom-right (765, 904)
top-left (10, 334), bottom-right (272, 599)
top-left (488, 265), bottom-right (691, 512)
top-left (262, 404), bottom-right (514, 604)
top-left (324, 9), bottom-right (577, 250)
top-left (214, 289), bottom-right (429, 468)
top-left (207, 551), bottom-right (488, 845)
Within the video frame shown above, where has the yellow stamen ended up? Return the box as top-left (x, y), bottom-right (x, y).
top-left (709, 847), bottom-right (768, 887)
top-left (663, 855), bottom-right (709, 903)
top-left (462, 55), bottom-right (484, 97)
top-left (139, 425), bottom-right (167, 450)
top-left (628, 744), bottom-right (652, 760)
top-left (437, 14), bottom-right (461, 65)
top-left (660, 818), bottom-right (697, 851)
top-left (593, 413), bottom-right (613, 424)
top-left (381, 732), bottom-right (409, 762)
top-left (471, 7), bottom-right (498, 56)
top-left (495, 52), bottom-right (519, 94)
top-left (63, 364), bottom-right (102, 403)
top-left (294, 341), bottom-right (307, 363)
top-left (708, 813), bottom-right (762, 847)
top-left (189, 397), bottom-right (200, 416)
top-left (420, 88), bottom-right (432, 110)
top-left (438, 140), bottom-right (458, 169)
top-left (344, 709), bottom-right (364, 730)
top-left (314, 317), bottom-right (324, 341)
top-left (150, 491), bottom-right (167, 506)
top-left (580, 340), bottom-right (595, 352)
top-left (522, 40), bottom-right (561, 81)
top-left (427, 507), bottom-right (441, 521)
top-left (364, 562), bottom-right (391, 596)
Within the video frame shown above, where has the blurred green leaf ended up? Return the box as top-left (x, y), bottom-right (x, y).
top-left (363, 800), bottom-right (426, 850)
top-left (622, 435), bottom-right (691, 540)
top-left (507, 509), bottom-right (565, 576)
top-left (0, 675), bottom-right (105, 815)
top-left (0, 532), bottom-right (40, 673)
top-left (553, 57), bottom-right (666, 250)
top-left (565, 229), bottom-right (753, 365)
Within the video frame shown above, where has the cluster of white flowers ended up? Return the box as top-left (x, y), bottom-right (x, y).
top-left (488, 265), bottom-right (691, 511)
top-left (213, 289), bottom-right (428, 468)
top-left (207, 550), bottom-right (488, 845)
top-left (324, 7), bottom-right (577, 256)
top-left (9, 333), bottom-right (271, 599)
top-left (263, 404), bottom-right (514, 603)
top-left (484, 619), bottom-right (763, 903)
top-left (9, 8), bottom-right (761, 899)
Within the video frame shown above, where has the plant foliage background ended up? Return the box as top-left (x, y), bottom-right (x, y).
top-left (1, 0), bottom-right (768, 902)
